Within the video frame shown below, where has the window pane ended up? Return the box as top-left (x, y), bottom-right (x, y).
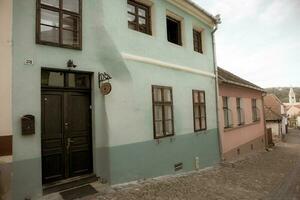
top-left (164, 105), bottom-right (172, 120)
top-left (63, 0), bottom-right (79, 13)
top-left (155, 121), bottom-right (163, 137)
top-left (193, 92), bottom-right (199, 103)
top-left (127, 4), bottom-right (135, 13)
top-left (167, 17), bottom-right (181, 45)
top-left (139, 18), bottom-right (146, 25)
top-left (62, 30), bottom-right (79, 46)
top-left (153, 88), bottom-right (162, 102)
top-left (128, 13), bottom-right (136, 23)
top-left (200, 105), bottom-right (205, 117)
top-left (139, 25), bottom-right (147, 33)
top-left (200, 92), bottom-right (205, 103)
top-left (63, 14), bottom-right (79, 31)
top-left (154, 106), bottom-right (163, 121)
top-left (41, 25), bottom-right (59, 43)
top-left (163, 89), bottom-right (171, 102)
top-left (224, 112), bottom-right (228, 127)
top-left (223, 97), bottom-right (228, 107)
top-left (41, 0), bottom-right (59, 7)
top-left (165, 120), bottom-right (173, 135)
top-left (41, 71), bottom-right (64, 87)
top-left (195, 118), bottom-right (200, 130)
top-left (41, 9), bottom-right (59, 27)
top-left (201, 118), bottom-right (206, 129)
top-left (194, 106), bottom-right (200, 118)
top-left (128, 22), bottom-right (137, 30)
top-left (68, 74), bottom-right (90, 88)
top-left (138, 8), bottom-right (146, 17)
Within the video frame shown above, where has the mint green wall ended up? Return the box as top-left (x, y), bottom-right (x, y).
top-left (11, 0), bottom-right (219, 199)
top-left (108, 129), bottom-right (219, 184)
top-left (102, 0), bottom-right (214, 74)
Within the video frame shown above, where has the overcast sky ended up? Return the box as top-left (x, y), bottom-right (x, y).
top-left (193, 0), bottom-right (300, 88)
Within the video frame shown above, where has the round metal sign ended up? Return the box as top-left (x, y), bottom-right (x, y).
top-left (100, 82), bottom-right (112, 95)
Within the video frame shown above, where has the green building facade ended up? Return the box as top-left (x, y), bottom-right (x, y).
top-left (8, 0), bottom-right (221, 199)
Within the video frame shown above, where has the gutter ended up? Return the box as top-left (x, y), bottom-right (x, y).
top-left (211, 15), bottom-right (223, 160)
top-left (219, 79), bottom-right (265, 93)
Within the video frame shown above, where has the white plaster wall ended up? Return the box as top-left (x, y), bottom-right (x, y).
top-left (266, 122), bottom-right (280, 136)
top-left (0, 0), bottom-right (12, 137)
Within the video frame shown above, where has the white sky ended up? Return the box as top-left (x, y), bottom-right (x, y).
top-left (193, 0), bottom-right (300, 88)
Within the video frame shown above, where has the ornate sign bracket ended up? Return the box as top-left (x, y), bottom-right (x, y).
top-left (98, 72), bottom-right (112, 95)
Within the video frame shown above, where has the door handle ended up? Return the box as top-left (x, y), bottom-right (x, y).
top-left (64, 122), bottom-right (69, 130)
top-left (66, 138), bottom-right (74, 151)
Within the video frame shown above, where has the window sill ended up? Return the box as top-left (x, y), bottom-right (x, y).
top-left (193, 50), bottom-right (204, 55)
top-left (194, 128), bottom-right (207, 133)
top-left (128, 28), bottom-right (153, 38)
top-left (154, 134), bottom-right (175, 140)
top-left (167, 40), bottom-right (184, 48)
top-left (154, 135), bottom-right (175, 144)
top-left (224, 121), bottom-right (261, 132)
top-left (36, 41), bottom-right (82, 51)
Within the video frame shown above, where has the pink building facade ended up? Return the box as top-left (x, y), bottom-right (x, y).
top-left (218, 68), bottom-right (266, 160)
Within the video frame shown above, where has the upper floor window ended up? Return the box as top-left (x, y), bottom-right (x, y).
top-left (252, 99), bottom-right (260, 122)
top-left (193, 29), bottom-right (203, 53)
top-left (223, 96), bottom-right (233, 128)
top-left (152, 86), bottom-right (174, 139)
top-left (236, 98), bottom-right (245, 126)
top-left (127, 0), bottom-right (151, 35)
top-left (166, 16), bottom-right (182, 46)
top-left (193, 90), bottom-right (207, 131)
top-left (36, 0), bottom-right (82, 49)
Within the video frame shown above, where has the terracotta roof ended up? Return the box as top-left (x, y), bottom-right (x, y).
top-left (285, 104), bottom-right (300, 111)
top-left (218, 67), bottom-right (265, 92)
top-left (264, 94), bottom-right (284, 116)
top-left (264, 107), bottom-right (282, 121)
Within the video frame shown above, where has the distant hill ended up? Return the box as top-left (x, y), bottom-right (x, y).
top-left (265, 87), bottom-right (300, 103)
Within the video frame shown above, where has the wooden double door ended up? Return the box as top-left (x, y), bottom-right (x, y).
top-left (41, 90), bottom-right (93, 184)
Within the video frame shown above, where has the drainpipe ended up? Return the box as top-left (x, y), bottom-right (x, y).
top-left (211, 15), bottom-right (223, 160)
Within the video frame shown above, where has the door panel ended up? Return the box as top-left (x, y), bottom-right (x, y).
top-left (66, 92), bottom-right (92, 177)
top-left (41, 92), bottom-right (65, 183)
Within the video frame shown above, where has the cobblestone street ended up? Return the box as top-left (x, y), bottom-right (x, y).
top-left (43, 129), bottom-right (300, 200)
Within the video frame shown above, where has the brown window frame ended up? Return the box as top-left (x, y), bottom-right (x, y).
top-left (166, 16), bottom-right (182, 46)
top-left (127, 0), bottom-right (152, 35)
top-left (192, 90), bottom-right (207, 132)
top-left (36, 0), bottom-right (82, 50)
top-left (236, 97), bottom-right (244, 126)
top-left (152, 85), bottom-right (175, 139)
top-left (223, 96), bottom-right (233, 128)
top-left (193, 29), bottom-right (203, 53)
top-left (252, 99), bottom-right (260, 122)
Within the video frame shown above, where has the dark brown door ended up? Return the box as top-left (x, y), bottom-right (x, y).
top-left (42, 91), bottom-right (92, 184)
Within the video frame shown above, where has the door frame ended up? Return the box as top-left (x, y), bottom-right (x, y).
top-left (41, 68), bottom-right (94, 185)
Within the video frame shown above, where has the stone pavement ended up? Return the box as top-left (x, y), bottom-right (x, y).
top-left (267, 129), bottom-right (300, 200)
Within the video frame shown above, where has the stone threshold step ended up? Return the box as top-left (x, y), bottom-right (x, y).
top-left (43, 174), bottom-right (98, 195)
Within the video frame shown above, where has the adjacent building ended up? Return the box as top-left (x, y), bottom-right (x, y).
top-left (1, 0), bottom-right (222, 199)
top-left (284, 88), bottom-right (300, 119)
top-left (0, 0), bottom-right (12, 199)
top-left (264, 94), bottom-right (288, 138)
top-left (218, 67), bottom-right (266, 161)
